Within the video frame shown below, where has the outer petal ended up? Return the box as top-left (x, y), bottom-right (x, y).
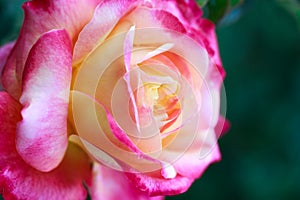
top-left (125, 170), bottom-right (194, 196)
top-left (16, 29), bottom-right (72, 172)
top-left (147, 0), bottom-right (203, 24)
top-left (0, 92), bottom-right (91, 200)
top-left (2, 0), bottom-right (101, 98)
top-left (0, 42), bottom-right (15, 90)
top-left (146, 0), bottom-right (201, 36)
top-left (197, 19), bottom-right (223, 67)
top-left (215, 115), bottom-right (230, 137)
top-left (90, 163), bottom-right (164, 200)
top-left (121, 120), bottom-right (220, 196)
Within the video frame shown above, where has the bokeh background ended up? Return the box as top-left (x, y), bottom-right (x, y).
top-left (1, 0), bottom-right (300, 199)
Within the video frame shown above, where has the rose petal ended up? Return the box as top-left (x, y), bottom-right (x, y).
top-left (16, 29), bottom-right (72, 172)
top-left (73, 24), bottom-right (163, 156)
top-left (2, 0), bottom-right (100, 98)
top-left (73, 2), bottom-right (188, 64)
top-left (73, 0), bottom-right (137, 63)
top-left (198, 19), bottom-right (225, 89)
top-left (90, 163), bottom-right (164, 200)
top-left (71, 91), bottom-right (157, 166)
top-left (151, 10), bottom-right (186, 34)
top-left (136, 43), bottom-right (174, 64)
top-left (197, 80), bottom-right (221, 131)
top-left (0, 92), bottom-right (91, 200)
top-left (121, 26), bottom-right (165, 152)
top-left (165, 130), bottom-right (221, 179)
top-left (215, 115), bottom-right (230, 137)
top-left (159, 85), bottom-right (221, 179)
top-left (124, 19), bottom-right (209, 83)
top-left (123, 132), bottom-right (220, 196)
top-left (0, 42), bottom-right (15, 91)
top-left (148, 0), bottom-right (203, 28)
top-left (123, 25), bottom-right (141, 132)
top-left (147, 0), bottom-right (204, 45)
top-left (71, 91), bottom-right (177, 180)
top-left (125, 170), bottom-right (193, 196)
top-left (198, 19), bottom-right (223, 67)
top-left (73, 7), bottom-right (209, 107)
top-left (119, 6), bottom-right (186, 34)
top-left (147, 0), bottom-right (225, 81)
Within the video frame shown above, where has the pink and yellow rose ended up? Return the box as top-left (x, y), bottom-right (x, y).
top-left (0, 0), bottom-right (227, 199)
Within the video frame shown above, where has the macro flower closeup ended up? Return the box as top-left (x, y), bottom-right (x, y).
top-left (0, 0), bottom-right (227, 199)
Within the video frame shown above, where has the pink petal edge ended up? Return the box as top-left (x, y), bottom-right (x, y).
top-left (215, 115), bottom-right (230, 137)
top-left (125, 170), bottom-right (194, 196)
top-left (16, 29), bottom-right (72, 172)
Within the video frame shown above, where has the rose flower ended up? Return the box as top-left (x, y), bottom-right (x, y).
top-left (0, 0), bottom-right (227, 199)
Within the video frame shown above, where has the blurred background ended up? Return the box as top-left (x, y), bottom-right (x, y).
top-left (0, 0), bottom-right (300, 199)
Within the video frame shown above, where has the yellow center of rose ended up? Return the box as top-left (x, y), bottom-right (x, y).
top-left (135, 82), bottom-right (181, 136)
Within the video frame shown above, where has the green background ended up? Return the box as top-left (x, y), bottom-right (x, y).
top-left (1, 0), bottom-right (300, 199)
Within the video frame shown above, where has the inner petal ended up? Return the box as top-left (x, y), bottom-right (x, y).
top-left (70, 90), bottom-right (175, 176)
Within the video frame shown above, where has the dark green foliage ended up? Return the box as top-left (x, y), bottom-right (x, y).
top-left (277, 0), bottom-right (300, 28)
top-left (197, 0), bottom-right (209, 7)
top-left (206, 0), bottom-right (230, 24)
top-left (198, 0), bottom-right (244, 24)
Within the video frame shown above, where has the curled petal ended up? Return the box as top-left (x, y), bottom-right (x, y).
top-left (16, 29), bottom-right (72, 172)
top-left (0, 92), bottom-right (91, 200)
